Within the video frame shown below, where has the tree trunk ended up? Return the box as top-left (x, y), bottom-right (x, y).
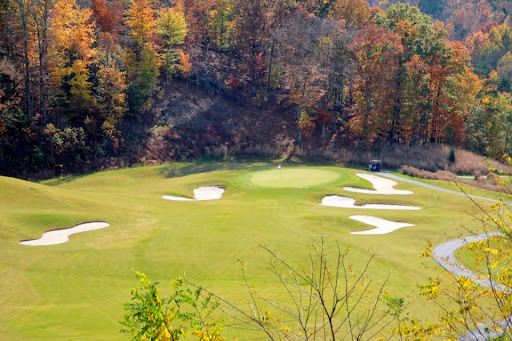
top-left (430, 87), bottom-right (442, 143)
top-left (364, 80), bottom-right (372, 135)
top-left (250, 46), bottom-right (256, 97)
top-left (296, 105), bottom-right (302, 146)
top-left (35, 0), bottom-right (50, 122)
top-left (265, 40), bottom-right (274, 99)
top-left (17, 0), bottom-right (33, 119)
top-left (390, 59), bottom-right (404, 142)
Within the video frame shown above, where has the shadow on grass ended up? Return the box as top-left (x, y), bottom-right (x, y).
top-left (41, 156), bottom-right (353, 184)
top-left (40, 173), bottom-right (89, 186)
top-left (158, 156), bottom-right (342, 179)
top-left (158, 157), bottom-right (272, 179)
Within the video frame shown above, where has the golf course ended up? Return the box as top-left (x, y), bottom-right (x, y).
top-left (1, 159), bottom-right (509, 340)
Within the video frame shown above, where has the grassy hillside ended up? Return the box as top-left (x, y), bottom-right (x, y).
top-left (1, 159), bottom-right (509, 340)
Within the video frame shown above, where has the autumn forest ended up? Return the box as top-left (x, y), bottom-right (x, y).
top-left (2, 0), bottom-right (512, 177)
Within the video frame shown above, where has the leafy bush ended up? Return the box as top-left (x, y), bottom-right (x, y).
top-left (121, 271), bottom-right (224, 341)
top-left (399, 165), bottom-right (457, 181)
top-left (449, 148), bottom-right (455, 163)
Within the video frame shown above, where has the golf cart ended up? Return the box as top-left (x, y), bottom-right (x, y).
top-left (369, 160), bottom-right (381, 172)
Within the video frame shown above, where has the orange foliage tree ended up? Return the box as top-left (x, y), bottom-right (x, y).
top-left (349, 26), bottom-right (403, 145)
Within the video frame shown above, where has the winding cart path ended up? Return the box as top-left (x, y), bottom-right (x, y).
top-left (379, 173), bottom-right (506, 204)
top-left (433, 233), bottom-right (511, 340)
top-left (383, 172), bottom-right (511, 340)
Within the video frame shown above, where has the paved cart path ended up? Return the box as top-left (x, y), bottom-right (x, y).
top-left (383, 172), bottom-right (511, 340)
top-left (379, 173), bottom-right (507, 204)
top-left (433, 233), bottom-right (511, 340)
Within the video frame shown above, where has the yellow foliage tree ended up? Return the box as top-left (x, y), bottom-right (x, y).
top-left (95, 61), bottom-right (127, 124)
top-left (49, 0), bottom-right (95, 71)
top-left (156, 4), bottom-right (190, 79)
top-left (49, 0), bottom-right (96, 122)
top-left (125, 0), bottom-right (156, 46)
top-left (67, 59), bottom-right (95, 123)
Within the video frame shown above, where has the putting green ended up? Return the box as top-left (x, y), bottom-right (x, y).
top-left (250, 167), bottom-right (341, 188)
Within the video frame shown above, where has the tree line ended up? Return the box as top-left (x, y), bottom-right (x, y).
top-left (2, 0), bottom-right (512, 177)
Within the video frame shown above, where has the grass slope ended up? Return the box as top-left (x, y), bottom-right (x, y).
top-left (0, 160), bottom-right (502, 340)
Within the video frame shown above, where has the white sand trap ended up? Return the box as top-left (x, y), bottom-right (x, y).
top-left (320, 195), bottom-right (421, 210)
top-left (349, 215), bottom-right (414, 235)
top-left (344, 173), bottom-right (413, 195)
top-left (162, 186), bottom-right (225, 201)
top-left (20, 222), bottom-right (110, 246)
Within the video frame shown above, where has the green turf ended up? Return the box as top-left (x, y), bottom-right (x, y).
top-left (249, 167), bottom-right (342, 188)
top-left (0, 160), bottom-right (499, 340)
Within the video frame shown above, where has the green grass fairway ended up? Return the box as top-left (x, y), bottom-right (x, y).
top-left (1, 159), bottom-right (509, 340)
top-left (250, 167), bottom-right (342, 188)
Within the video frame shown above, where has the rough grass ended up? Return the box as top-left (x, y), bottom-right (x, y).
top-left (0, 160), bottom-right (506, 340)
top-left (292, 143), bottom-right (512, 176)
top-left (399, 165), bottom-right (512, 195)
top-left (399, 165), bottom-right (457, 181)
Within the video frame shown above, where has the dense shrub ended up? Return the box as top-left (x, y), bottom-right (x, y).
top-left (399, 165), bottom-right (457, 181)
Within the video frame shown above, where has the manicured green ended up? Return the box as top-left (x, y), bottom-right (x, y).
top-left (249, 167), bottom-right (342, 188)
top-left (0, 160), bottom-right (501, 340)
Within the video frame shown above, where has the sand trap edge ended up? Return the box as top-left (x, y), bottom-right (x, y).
top-left (162, 195), bottom-right (194, 201)
top-left (320, 195), bottom-right (421, 210)
top-left (162, 186), bottom-right (225, 201)
top-left (349, 215), bottom-right (414, 235)
top-left (343, 173), bottom-right (413, 195)
top-left (20, 221), bottom-right (110, 246)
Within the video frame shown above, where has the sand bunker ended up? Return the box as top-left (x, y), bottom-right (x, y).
top-left (320, 195), bottom-right (421, 210)
top-left (349, 215), bottom-right (414, 235)
top-left (162, 186), bottom-right (225, 201)
top-left (20, 222), bottom-right (110, 246)
top-left (344, 173), bottom-right (413, 195)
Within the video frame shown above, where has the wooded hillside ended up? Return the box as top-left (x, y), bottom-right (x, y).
top-left (2, 0), bottom-right (512, 177)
